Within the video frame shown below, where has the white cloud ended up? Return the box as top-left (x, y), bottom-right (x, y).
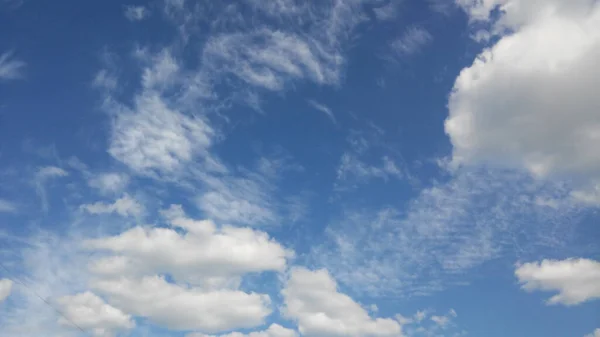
top-left (80, 194), bottom-right (144, 218)
top-left (430, 315), bottom-right (449, 327)
top-left (195, 169), bottom-right (278, 226)
top-left (373, 1), bottom-right (400, 21)
top-left (124, 5), bottom-right (149, 21)
top-left (0, 199), bottom-right (16, 213)
top-left (188, 324), bottom-right (298, 337)
top-left (36, 166), bottom-right (68, 179)
top-left (92, 275), bottom-right (271, 333)
top-left (316, 168), bottom-right (584, 296)
top-left (108, 91), bottom-right (215, 176)
top-left (0, 279), bottom-right (12, 302)
top-left (87, 173), bottom-right (129, 194)
top-left (57, 291), bottom-right (134, 337)
top-left (0, 51), bottom-right (25, 80)
top-left (585, 328), bottom-right (600, 337)
top-left (336, 153), bottom-right (403, 187)
top-left (282, 267), bottom-right (402, 337)
top-left (86, 204), bottom-right (292, 286)
top-left (307, 99), bottom-right (337, 124)
top-left (34, 166), bottom-right (69, 211)
top-left (446, 0), bottom-right (600, 203)
top-left (390, 26), bottom-right (432, 57)
top-left (515, 258), bottom-right (600, 306)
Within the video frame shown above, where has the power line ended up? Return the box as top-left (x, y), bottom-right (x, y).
top-left (0, 262), bottom-right (88, 334)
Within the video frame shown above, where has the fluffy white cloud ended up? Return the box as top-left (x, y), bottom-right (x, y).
top-left (0, 199), bottom-right (16, 213)
top-left (282, 267), bottom-right (402, 337)
top-left (515, 258), bottom-right (600, 305)
top-left (585, 328), bottom-right (600, 337)
top-left (87, 173), bottom-right (129, 194)
top-left (0, 279), bottom-right (12, 302)
top-left (188, 324), bottom-right (298, 337)
top-left (80, 194), bottom-right (144, 218)
top-left (87, 205), bottom-right (292, 286)
top-left (57, 292), bottom-right (134, 337)
top-left (92, 275), bottom-right (271, 332)
top-left (446, 0), bottom-right (600, 202)
top-left (0, 51), bottom-right (25, 80)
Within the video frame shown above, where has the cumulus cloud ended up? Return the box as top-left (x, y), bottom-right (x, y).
top-left (515, 258), bottom-right (600, 306)
top-left (188, 324), bottom-right (298, 337)
top-left (86, 204), bottom-right (292, 286)
top-left (80, 194), bottom-right (144, 218)
top-left (92, 275), bottom-right (271, 332)
top-left (446, 0), bottom-right (600, 203)
top-left (0, 51), bottom-right (25, 80)
top-left (282, 267), bottom-right (402, 337)
top-left (57, 292), bottom-right (134, 337)
top-left (0, 279), bottom-right (12, 302)
top-left (124, 5), bottom-right (149, 21)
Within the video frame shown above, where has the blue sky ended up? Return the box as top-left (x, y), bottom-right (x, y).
top-left (0, 0), bottom-right (599, 337)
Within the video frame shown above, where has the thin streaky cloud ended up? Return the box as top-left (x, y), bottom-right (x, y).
top-left (0, 51), bottom-right (25, 80)
top-left (307, 99), bottom-right (337, 124)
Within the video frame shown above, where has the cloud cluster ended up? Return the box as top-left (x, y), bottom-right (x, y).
top-left (446, 0), bottom-right (600, 203)
top-left (515, 258), bottom-right (600, 306)
top-left (282, 267), bottom-right (402, 337)
top-left (57, 291), bottom-right (134, 337)
top-left (316, 168), bottom-right (584, 296)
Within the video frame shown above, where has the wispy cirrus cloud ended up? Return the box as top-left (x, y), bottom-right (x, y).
top-left (315, 168), bottom-right (585, 296)
top-left (390, 26), bottom-right (432, 58)
top-left (0, 51), bottom-right (25, 80)
top-left (0, 199), bottom-right (17, 213)
top-left (307, 99), bottom-right (337, 124)
top-left (124, 5), bottom-right (149, 21)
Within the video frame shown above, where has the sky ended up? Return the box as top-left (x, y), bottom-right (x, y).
top-left (0, 0), bottom-right (599, 336)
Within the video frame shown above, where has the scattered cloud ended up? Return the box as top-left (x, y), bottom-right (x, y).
top-left (585, 328), bottom-right (600, 337)
top-left (0, 199), bottom-right (16, 213)
top-left (373, 1), bottom-right (400, 21)
top-left (0, 51), bottom-right (25, 80)
top-left (390, 26), bottom-right (432, 57)
top-left (87, 173), bottom-right (129, 195)
top-left (307, 99), bottom-right (337, 124)
top-left (336, 153), bottom-right (403, 187)
top-left (34, 166), bottom-right (68, 211)
top-left (0, 279), bottom-right (12, 302)
top-left (446, 0), bottom-right (600, 203)
top-left (316, 168), bottom-right (584, 296)
top-left (107, 91), bottom-right (215, 177)
top-left (80, 194), bottom-right (144, 218)
top-left (515, 258), bottom-right (600, 306)
top-left (282, 267), bottom-right (403, 337)
top-left (57, 291), bottom-right (135, 337)
top-left (124, 5), bottom-right (149, 21)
